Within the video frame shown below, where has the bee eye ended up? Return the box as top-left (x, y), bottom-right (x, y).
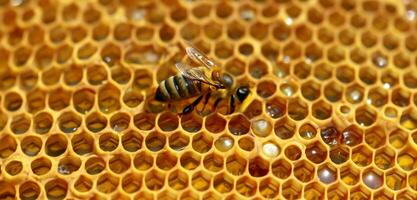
top-left (236, 86), bottom-right (250, 102)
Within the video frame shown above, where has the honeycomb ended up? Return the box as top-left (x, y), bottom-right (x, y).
top-left (1, 0), bottom-right (417, 199)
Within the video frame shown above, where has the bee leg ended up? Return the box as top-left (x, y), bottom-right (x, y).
top-left (212, 97), bottom-right (223, 113)
top-left (229, 95), bottom-right (236, 114)
top-left (200, 92), bottom-right (212, 114)
top-left (180, 95), bottom-right (204, 115)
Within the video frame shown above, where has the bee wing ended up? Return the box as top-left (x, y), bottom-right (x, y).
top-left (175, 62), bottom-right (222, 88)
top-left (185, 44), bottom-right (217, 70)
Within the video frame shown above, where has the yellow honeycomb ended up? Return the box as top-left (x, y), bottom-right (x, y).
top-left (1, 0), bottom-right (417, 199)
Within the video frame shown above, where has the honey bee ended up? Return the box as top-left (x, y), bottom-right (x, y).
top-left (155, 44), bottom-right (251, 115)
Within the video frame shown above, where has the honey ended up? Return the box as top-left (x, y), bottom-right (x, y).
top-left (1, 0), bottom-right (417, 199)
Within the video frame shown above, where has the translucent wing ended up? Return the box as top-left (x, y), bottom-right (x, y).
top-left (185, 44), bottom-right (217, 70)
top-left (175, 62), bottom-right (223, 88)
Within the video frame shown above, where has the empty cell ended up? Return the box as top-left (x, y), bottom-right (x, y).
top-left (33, 112), bottom-right (53, 134)
top-left (122, 130), bottom-right (143, 152)
top-left (58, 111), bottom-right (81, 133)
top-left (10, 114), bottom-right (31, 134)
top-left (45, 178), bottom-right (68, 200)
top-left (71, 132), bottom-right (94, 155)
top-left (133, 152), bottom-right (153, 171)
top-left (19, 181), bottom-right (40, 200)
top-left (73, 88), bottom-right (95, 114)
top-left (21, 136), bottom-right (42, 156)
top-left (99, 132), bottom-right (119, 152)
top-left (293, 160), bottom-right (315, 182)
top-left (31, 157), bottom-right (52, 176)
top-left (45, 134), bottom-right (68, 156)
top-left (4, 92), bottom-right (22, 111)
top-left (156, 151), bottom-right (177, 171)
top-left (57, 155), bottom-right (81, 175)
top-left (214, 135), bottom-right (234, 152)
top-left (122, 173), bottom-right (142, 193)
top-left (109, 153), bottom-right (131, 174)
top-left (74, 175), bottom-right (93, 193)
top-left (97, 173), bottom-right (119, 194)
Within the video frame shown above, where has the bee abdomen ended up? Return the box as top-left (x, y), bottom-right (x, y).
top-left (155, 74), bottom-right (201, 102)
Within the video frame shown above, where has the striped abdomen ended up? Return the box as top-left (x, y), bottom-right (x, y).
top-left (155, 73), bottom-right (202, 102)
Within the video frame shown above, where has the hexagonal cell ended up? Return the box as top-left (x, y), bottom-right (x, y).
top-left (271, 158), bottom-right (292, 179)
top-left (362, 168), bottom-right (383, 189)
top-left (226, 20), bottom-right (245, 40)
top-left (329, 145), bottom-right (349, 164)
top-left (98, 83), bottom-right (121, 114)
top-left (373, 188), bottom-right (394, 200)
top-left (265, 96), bottom-right (286, 119)
top-left (389, 129), bottom-right (408, 149)
top-left (0, 111), bottom-right (8, 132)
top-left (109, 112), bottom-right (130, 132)
top-left (71, 132), bottom-right (94, 155)
top-left (203, 153), bottom-right (223, 173)
top-left (97, 173), bottom-right (119, 194)
top-left (86, 112), bottom-right (107, 133)
top-left (259, 177), bottom-right (279, 199)
top-left (33, 112), bottom-right (53, 134)
top-left (156, 151), bottom-right (177, 171)
top-left (99, 132), bottom-right (119, 152)
top-left (340, 164), bottom-right (360, 186)
top-left (31, 157), bottom-right (52, 176)
top-left (5, 160), bottom-right (22, 176)
top-left (120, 173), bottom-right (142, 194)
top-left (228, 114), bottom-right (250, 136)
top-left (204, 113), bottom-right (226, 134)
top-left (48, 87), bottom-right (71, 111)
top-left (157, 112), bottom-right (179, 131)
top-left (4, 91), bottom-right (22, 111)
top-left (336, 65), bottom-right (355, 83)
top-left (225, 154), bottom-right (247, 176)
top-left (397, 190), bottom-right (417, 200)
top-left (248, 156), bottom-right (269, 177)
top-left (63, 64), bottom-right (83, 85)
top-left (299, 123), bottom-right (318, 140)
top-left (45, 134), bottom-right (68, 157)
top-left (181, 113), bottom-right (203, 133)
top-left (285, 145), bottom-right (302, 161)
top-left (292, 61), bottom-right (311, 80)
top-left (313, 62), bottom-right (332, 81)
top-left (350, 185), bottom-right (371, 199)
top-left (122, 130), bottom-right (143, 152)
top-left (73, 88), bottom-right (95, 114)
top-left (364, 126), bottom-right (386, 149)
top-left (282, 179), bottom-right (302, 200)
top-left (351, 145), bottom-right (373, 167)
top-left (327, 183), bottom-right (348, 200)
top-left (215, 40), bottom-right (234, 59)
top-left (109, 153), bottom-right (131, 174)
top-left (134, 151), bottom-right (153, 171)
top-left (20, 135), bottom-right (41, 157)
top-left (213, 173), bottom-right (234, 194)
top-left (397, 147), bottom-right (417, 171)
top-left (168, 169), bottom-right (189, 191)
top-left (320, 126), bottom-right (341, 146)
top-left (86, 64), bottom-right (107, 85)
top-left (280, 81), bottom-right (298, 98)
top-left (133, 112), bottom-right (156, 131)
top-left (408, 170), bottom-right (417, 191)
top-left (301, 80), bottom-right (321, 101)
top-left (123, 87), bottom-right (144, 108)
top-left (374, 147), bottom-right (396, 170)
top-left (243, 99), bottom-right (263, 119)
top-left (324, 81), bottom-right (343, 102)
top-left (346, 84), bottom-right (365, 104)
top-left (145, 131), bottom-right (166, 152)
top-left (384, 168), bottom-right (406, 191)
top-left (327, 45), bottom-right (345, 63)
top-left (355, 105), bottom-right (377, 126)
top-left (272, 21), bottom-right (291, 41)
top-left (359, 66), bottom-right (377, 85)
top-left (58, 155), bottom-right (81, 175)
top-left (45, 178), bottom-right (68, 200)
top-left (293, 160), bottom-right (315, 183)
top-left (312, 100), bottom-right (332, 120)
top-left (274, 117), bottom-right (296, 140)
top-left (180, 151), bottom-right (201, 171)
top-left (400, 108), bottom-right (417, 130)
top-left (192, 132), bottom-right (213, 153)
top-left (214, 134), bottom-right (234, 152)
top-left (367, 87), bottom-right (388, 107)
top-left (305, 141), bottom-right (327, 164)
top-left (256, 80), bottom-right (277, 99)
top-left (304, 182), bottom-right (324, 199)
top-left (74, 175), bottom-right (93, 193)
top-left (19, 181), bottom-right (40, 200)
top-left (381, 69), bottom-right (399, 89)
top-left (392, 88), bottom-right (411, 107)
top-left (58, 111), bottom-right (81, 133)
top-left (341, 125), bottom-right (363, 147)
top-left (10, 114), bottom-right (31, 134)
top-left (0, 134), bottom-right (17, 158)
top-left (283, 42), bottom-right (302, 61)
top-left (192, 171), bottom-right (211, 191)
top-left (317, 163), bottom-right (337, 184)
top-left (404, 70), bottom-right (417, 89)
top-left (236, 176), bottom-right (257, 197)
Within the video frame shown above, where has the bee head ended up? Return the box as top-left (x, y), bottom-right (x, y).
top-left (236, 86), bottom-right (250, 102)
top-left (219, 73), bottom-right (234, 89)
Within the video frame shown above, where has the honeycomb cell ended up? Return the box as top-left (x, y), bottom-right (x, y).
top-left (63, 65), bottom-right (83, 86)
top-left (5, 160), bottom-right (23, 176)
top-left (365, 126), bottom-right (386, 149)
top-left (330, 146), bottom-right (349, 164)
top-left (351, 145), bottom-right (373, 167)
top-left (397, 147), bottom-right (417, 171)
top-left (237, 136), bottom-right (255, 152)
top-left (72, 132), bottom-right (94, 155)
top-left (214, 135), bottom-right (234, 152)
top-left (87, 64), bottom-right (107, 85)
top-left (31, 157), bottom-right (52, 176)
top-left (109, 153), bottom-right (131, 174)
top-left (282, 179), bottom-right (302, 199)
top-left (312, 100), bottom-right (332, 120)
top-left (305, 141), bottom-right (327, 164)
top-left (284, 145), bottom-right (302, 161)
top-left (10, 114), bottom-right (31, 134)
top-left (301, 80), bottom-right (321, 101)
top-left (228, 114), bottom-right (250, 136)
top-left (133, 151), bottom-right (153, 171)
top-left (213, 173), bottom-right (234, 193)
top-left (48, 88), bottom-right (71, 111)
top-left (293, 160), bottom-right (315, 182)
top-left (340, 163), bottom-right (360, 185)
top-left (58, 155), bottom-right (81, 175)
top-left (363, 168), bottom-right (383, 189)
top-left (158, 112), bottom-right (179, 132)
top-left (400, 108), bottom-right (417, 130)
top-left (374, 146), bottom-right (395, 170)
top-left (265, 96), bottom-right (286, 119)
top-left (58, 112), bottom-right (81, 133)
top-left (134, 112), bottom-right (156, 131)
top-left (4, 92), bottom-right (22, 111)
top-left (86, 112), bottom-right (107, 132)
top-left (355, 105), bottom-right (377, 126)
top-left (98, 83), bottom-right (121, 113)
top-left (73, 88), bottom-right (95, 114)
top-left (299, 123), bottom-right (317, 139)
top-left (45, 178), bottom-right (68, 200)
top-left (19, 181), bottom-right (40, 200)
top-left (97, 173), bottom-right (119, 194)
top-left (21, 135), bottom-right (42, 156)
top-left (123, 88), bottom-right (144, 108)
top-left (99, 132), bottom-right (119, 152)
top-left (389, 129), bottom-right (408, 149)
top-left (74, 175), bottom-right (93, 193)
